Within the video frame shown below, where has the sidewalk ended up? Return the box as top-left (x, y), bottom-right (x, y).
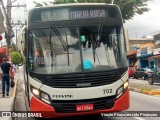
top-left (129, 78), bottom-right (160, 96)
top-left (0, 72), bottom-right (18, 120)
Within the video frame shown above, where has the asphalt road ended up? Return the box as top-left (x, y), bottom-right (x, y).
top-left (129, 91), bottom-right (160, 111)
top-left (56, 92), bottom-right (160, 120)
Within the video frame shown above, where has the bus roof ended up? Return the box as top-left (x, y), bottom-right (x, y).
top-left (28, 3), bottom-right (123, 27)
top-left (30, 3), bottom-right (120, 11)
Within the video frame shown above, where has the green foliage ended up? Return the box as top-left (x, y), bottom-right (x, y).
top-left (114, 0), bottom-right (151, 21)
top-left (10, 44), bottom-right (17, 52)
top-left (10, 51), bottom-right (22, 65)
top-left (33, 0), bottom-right (151, 22)
top-left (33, 1), bottom-right (43, 7)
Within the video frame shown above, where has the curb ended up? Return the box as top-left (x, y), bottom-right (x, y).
top-left (11, 77), bottom-right (18, 120)
top-left (141, 90), bottom-right (160, 95)
top-left (12, 77), bottom-right (18, 97)
top-left (129, 87), bottom-right (160, 95)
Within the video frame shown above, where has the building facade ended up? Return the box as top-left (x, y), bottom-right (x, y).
top-left (127, 38), bottom-right (154, 69)
top-left (147, 33), bottom-right (160, 72)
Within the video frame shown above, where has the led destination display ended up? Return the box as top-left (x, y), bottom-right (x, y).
top-left (31, 6), bottom-right (118, 22)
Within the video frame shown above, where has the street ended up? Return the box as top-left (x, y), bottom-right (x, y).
top-left (13, 68), bottom-right (160, 120)
top-left (129, 91), bottom-right (160, 111)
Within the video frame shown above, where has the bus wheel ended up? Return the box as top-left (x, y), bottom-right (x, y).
top-left (148, 78), bottom-right (153, 85)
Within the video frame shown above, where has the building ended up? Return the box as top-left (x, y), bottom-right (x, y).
top-left (127, 38), bottom-right (154, 67)
top-left (148, 33), bottom-right (160, 72)
top-left (136, 42), bottom-right (154, 69)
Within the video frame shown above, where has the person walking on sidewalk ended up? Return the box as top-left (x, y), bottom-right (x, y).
top-left (11, 62), bottom-right (16, 77)
top-left (0, 58), bottom-right (13, 97)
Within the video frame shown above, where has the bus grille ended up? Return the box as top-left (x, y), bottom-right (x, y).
top-left (45, 71), bottom-right (121, 88)
top-left (52, 96), bottom-right (115, 113)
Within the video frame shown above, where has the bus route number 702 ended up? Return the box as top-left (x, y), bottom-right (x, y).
top-left (103, 89), bottom-right (112, 94)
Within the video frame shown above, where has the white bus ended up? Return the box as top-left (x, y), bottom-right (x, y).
top-left (17, 3), bottom-right (129, 118)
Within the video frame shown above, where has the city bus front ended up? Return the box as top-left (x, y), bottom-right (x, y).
top-left (27, 4), bottom-right (129, 118)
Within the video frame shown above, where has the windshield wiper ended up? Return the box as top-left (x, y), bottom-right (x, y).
top-left (91, 34), bottom-right (100, 65)
top-left (94, 21), bottom-right (103, 50)
top-left (92, 21), bottom-right (103, 64)
top-left (51, 24), bottom-right (68, 50)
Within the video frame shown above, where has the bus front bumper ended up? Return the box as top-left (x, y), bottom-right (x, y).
top-left (30, 89), bottom-right (130, 118)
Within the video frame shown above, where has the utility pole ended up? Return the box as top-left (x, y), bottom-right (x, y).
top-left (6, 0), bottom-right (11, 57)
top-left (1, 0), bottom-right (26, 59)
top-left (0, 0), bottom-right (13, 57)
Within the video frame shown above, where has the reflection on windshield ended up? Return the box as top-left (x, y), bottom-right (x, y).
top-left (29, 26), bottom-right (127, 74)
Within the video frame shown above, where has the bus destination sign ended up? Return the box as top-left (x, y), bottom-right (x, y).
top-left (40, 8), bottom-right (107, 21)
top-left (70, 9), bottom-right (106, 19)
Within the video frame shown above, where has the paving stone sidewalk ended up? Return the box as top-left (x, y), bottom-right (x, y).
top-left (0, 72), bottom-right (18, 120)
top-left (129, 78), bottom-right (160, 96)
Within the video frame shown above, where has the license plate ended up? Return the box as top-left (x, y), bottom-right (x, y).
top-left (76, 104), bottom-right (94, 111)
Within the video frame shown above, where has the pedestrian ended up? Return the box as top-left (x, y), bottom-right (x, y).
top-left (0, 58), bottom-right (13, 97)
top-left (11, 62), bottom-right (16, 77)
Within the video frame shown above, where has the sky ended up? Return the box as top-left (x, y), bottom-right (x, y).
top-left (1, 0), bottom-right (160, 41)
top-left (124, 0), bottom-right (160, 38)
top-left (25, 0), bottom-right (160, 38)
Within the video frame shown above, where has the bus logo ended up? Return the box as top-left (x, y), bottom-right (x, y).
top-left (76, 83), bottom-right (91, 87)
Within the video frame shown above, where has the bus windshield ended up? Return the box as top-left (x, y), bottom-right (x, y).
top-left (29, 25), bottom-right (127, 74)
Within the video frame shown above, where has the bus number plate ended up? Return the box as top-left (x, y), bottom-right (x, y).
top-left (76, 104), bottom-right (94, 111)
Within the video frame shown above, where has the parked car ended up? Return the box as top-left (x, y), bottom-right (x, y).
top-left (133, 68), bottom-right (154, 80)
top-left (18, 63), bottom-right (23, 66)
top-left (147, 70), bottom-right (160, 85)
top-left (128, 67), bottom-right (136, 78)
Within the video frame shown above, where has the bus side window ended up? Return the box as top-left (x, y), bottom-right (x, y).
top-left (23, 30), bottom-right (27, 57)
top-left (104, 34), bottom-right (112, 49)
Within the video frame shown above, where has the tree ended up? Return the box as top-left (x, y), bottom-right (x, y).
top-left (33, 0), bottom-right (151, 22)
top-left (10, 51), bottom-right (22, 65)
top-left (10, 44), bottom-right (17, 52)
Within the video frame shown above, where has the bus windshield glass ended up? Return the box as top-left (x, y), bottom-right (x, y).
top-left (29, 25), bottom-right (127, 74)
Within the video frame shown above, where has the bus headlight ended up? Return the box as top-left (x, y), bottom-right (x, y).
top-left (32, 87), bottom-right (40, 97)
top-left (31, 86), bottom-right (51, 104)
top-left (124, 81), bottom-right (128, 89)
top-left (41, 92), bottom-right (51, 104)
top-left (116, 86), bottom-right (123, 98)
top-left (116, 81), bottom-right (128, 99)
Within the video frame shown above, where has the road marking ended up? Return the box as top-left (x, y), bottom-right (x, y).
top-left (12, 78), bottom-right (18, 97)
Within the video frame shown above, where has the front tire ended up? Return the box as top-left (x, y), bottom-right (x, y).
top-left (133, 75), bottom-right (138, 79)
top-left (143, 75), bottom-right (148, 80)
top-left (148, 78), bottom-right (153, 85)
top-left (133, 75), bottom-right (135, 79)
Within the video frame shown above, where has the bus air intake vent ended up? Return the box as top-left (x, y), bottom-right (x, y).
top-left (45, 70), bottom-right (124, 88)
top-left (52, 96), bottom-right (115, 113)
